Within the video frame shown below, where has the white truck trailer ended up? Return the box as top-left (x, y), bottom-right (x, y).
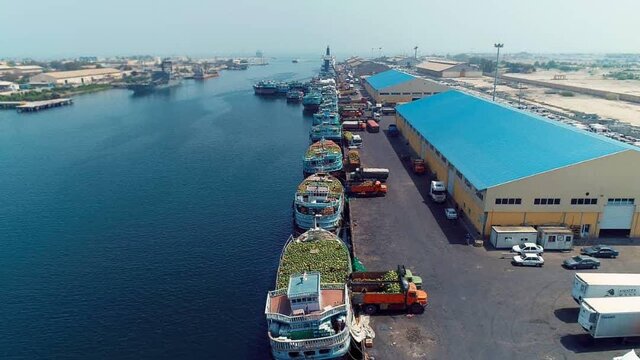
top-left (578, 297), bottom-right (640, 339)
top-left (571, 273), bottom-right (640, 303)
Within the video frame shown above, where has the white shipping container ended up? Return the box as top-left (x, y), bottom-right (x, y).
top-left (578, 297), bottom-right (640, 339)
top-left (571, 273), bottom-right (640, 302)
top-left (489, 226), bottom-right (537, 249)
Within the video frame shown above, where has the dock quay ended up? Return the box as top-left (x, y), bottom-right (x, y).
top-left (15, 98), bottom-right (73, 113)
top-left (0, 101), bottom-right (26, 109)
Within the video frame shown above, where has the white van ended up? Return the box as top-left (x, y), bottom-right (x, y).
top-left (429, 181), bottom-right (446, 202)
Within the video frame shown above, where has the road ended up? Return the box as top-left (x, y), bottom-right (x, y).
top-left (349, 115), bottom-right (640, 360)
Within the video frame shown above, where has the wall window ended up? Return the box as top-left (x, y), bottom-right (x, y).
top-left (456, 170), bottom-right (462, 178)
top-left (391, 92), bottom-right (401, 95)
top-left (607, 198), bottom-right (635, 205)
top-left (495, 198), bottom-right (522, 205)
top-left (570, 198), bottom-right (598, 205)
top-left (475, 191), bottom-right (484, 200)
top-left (534, 198), bottom-right (561, 205)
top-left (379, 92), bottom-right (390, 95)
top-left (402, 92), bottom-right (411, 95)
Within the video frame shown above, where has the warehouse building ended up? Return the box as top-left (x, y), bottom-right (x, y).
top-left (416, 60), bottom-right (482, 78)
top-left (30, 68), bottom-right (122, 86)
top-left (363, 69), bottom-right (448, 104)
top-left (395, 90), bottom-right (640, 239)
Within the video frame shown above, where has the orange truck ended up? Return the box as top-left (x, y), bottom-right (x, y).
top-left (349, 271), bottom-right (428, 315)
top-left (347, 180), bottom-right (387, 196)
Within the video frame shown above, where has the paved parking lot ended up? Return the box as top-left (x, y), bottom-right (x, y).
top-left (349, 115), bottom-right (640, 360)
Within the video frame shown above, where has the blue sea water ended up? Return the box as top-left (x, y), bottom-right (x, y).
top-left (0, 59), bottom-right (319, 359)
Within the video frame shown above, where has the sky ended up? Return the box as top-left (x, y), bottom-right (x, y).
top-left (1, 0), bottom-right (639, 59)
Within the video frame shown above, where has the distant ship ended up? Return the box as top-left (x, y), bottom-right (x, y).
top-left (253, 80), bottom-right (278, 95)
top-left (293, 173), bottom-right (344, 232)
top-left (292, 59), bottom-right (299, 63)
top-left (193, 63), bottom-right (218, 80)
top-left (286, 90), bottom-right (304, 102)
top-left (127, 60), bottom-right (182, 94)
top-left (302, 92), bottom-right (322, 112)
top-left (303, 140), bottom-right (343, 177)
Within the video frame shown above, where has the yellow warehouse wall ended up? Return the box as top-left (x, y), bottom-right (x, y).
top-left (487, 150), bottom-right (640, 237)
top-left (452, 177), bottom-right (485, 234)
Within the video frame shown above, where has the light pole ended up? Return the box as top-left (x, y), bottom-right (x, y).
top-left (492, 43), bottom-right (503, 101)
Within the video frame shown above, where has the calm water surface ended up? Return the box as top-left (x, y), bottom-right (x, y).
top-left (0, 59), bottom-right (319, 359)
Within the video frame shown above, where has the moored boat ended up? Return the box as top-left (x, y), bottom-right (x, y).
top-left (266, 227), bottom-right (352, 359)
top-left (294, 173), bottom-right (344, 232)
top-left (312, 112), bottom-right (340, 126)
top-left (303, 140), bottom-right (343, 177)
top-left (254, 80), bottom-right (278, 95)
top-left (286, 90), bottom-right (304, 102)
top-left (303, 92), bottom-right (322, 112)
top-left (310, 123), bottom-right (342, 143)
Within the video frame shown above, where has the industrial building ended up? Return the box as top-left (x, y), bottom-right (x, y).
top-left (395, 90), bottom-right (640, 239)
top-left (30, 68), bottom-right (122, 86)
top-left (416, 60), bottom-right (482, 78)
top-left (363, 69), bottom-right (448, 104)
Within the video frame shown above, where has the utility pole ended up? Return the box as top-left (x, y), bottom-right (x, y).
top-left (378, 47), bottom-right (382, 58)
top-left (492, 43), bottom-right (504, 102)
top-left (413, 46), bottom-right (418, 59)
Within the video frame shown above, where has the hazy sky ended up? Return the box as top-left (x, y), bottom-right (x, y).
top-left (1, 0), bottom-right (639, 59)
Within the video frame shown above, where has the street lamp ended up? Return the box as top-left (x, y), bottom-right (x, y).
top-left (492, 43), bottom-right (504, 101)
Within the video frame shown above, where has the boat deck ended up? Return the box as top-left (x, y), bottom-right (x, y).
top-left (269, 289), bottom-right (345, 316)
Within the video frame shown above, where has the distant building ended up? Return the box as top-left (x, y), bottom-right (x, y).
top-left (0, 80), bottom-right (19, 92)
top-left (351, 61), bottom-right (389, 78)
top-left (11, 65), bottom-right (44, 75)
top-left (363, 69), bottom-right (448, 104)
top-left (416, 60), bottom-right (482, 78)
top-left (0, 65), bottom-right (44, 76)
top-left (30, 68), bottom-right (122, 86)
top-left (78, 56), bottom-right (98, 62)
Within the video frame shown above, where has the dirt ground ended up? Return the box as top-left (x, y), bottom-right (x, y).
top-left (454, 76), bottom-right (640, 127)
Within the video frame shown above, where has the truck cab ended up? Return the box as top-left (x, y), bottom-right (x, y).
top-left (430, 181), bottom-right (447, 202)
top-left (349, 134), bottom-right (362, 149)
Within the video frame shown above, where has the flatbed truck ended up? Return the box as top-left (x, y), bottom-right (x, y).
top-left (349, 270), bottom-right (428, 315)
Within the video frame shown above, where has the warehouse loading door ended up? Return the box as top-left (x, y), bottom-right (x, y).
top-left (599, 203), bottom-right (635, 237)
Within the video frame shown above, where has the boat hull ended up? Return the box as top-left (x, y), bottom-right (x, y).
top-left (254, 88), bottom-right (278, 95)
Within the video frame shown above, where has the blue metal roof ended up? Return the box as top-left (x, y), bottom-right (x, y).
top-left (397, 90), bottom-right (636, 190)
top-left (366, 69), bottom-right (415, 91)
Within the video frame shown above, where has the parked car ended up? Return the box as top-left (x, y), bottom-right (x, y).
top-left (444, 208), bottom-right (458, 220)
top-left (512, 243), bottom-right (544, 255)
top-left (387, 124), bottom-right (399, 137)
top-left (580, 245), bottom-right (619, 258)
top-left (512, 253), bottom-right (544, 267)
top-left (563, 255), bottom-right (601, 270)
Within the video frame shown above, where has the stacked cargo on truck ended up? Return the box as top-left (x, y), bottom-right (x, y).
top-left (349, 269), bottom-right (428, 315)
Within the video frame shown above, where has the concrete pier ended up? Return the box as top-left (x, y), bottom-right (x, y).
top-left (15, 98), bottom-right (73, 113)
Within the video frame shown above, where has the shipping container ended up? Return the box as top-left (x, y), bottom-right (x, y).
top-left (571, 273), bottom-right (640, 302)
top-left (578, 297), bottom-right (640, 339)
top-left (366, 120), bottom-right (379, 133)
